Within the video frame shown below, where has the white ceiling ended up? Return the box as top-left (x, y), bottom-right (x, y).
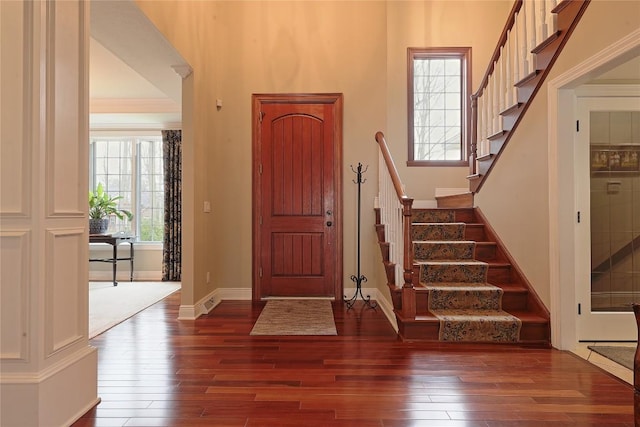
top-left (89, 0), bottom-right (187, 130)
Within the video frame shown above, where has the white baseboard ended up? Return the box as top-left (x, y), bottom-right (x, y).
top-left (374, 290), bottom-right (398, 332)
top-left (89, 270), bottom-right (161, 282)
top-left (177, 304), bottom-right (197, 320)
top-left (1, 346), bottom-right (98, 427)
top-left (179, 287), bottom-right (399, 332)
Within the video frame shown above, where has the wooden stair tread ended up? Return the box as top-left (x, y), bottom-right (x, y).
top-left (500, 102), bottom-right (523, 116)
top-left (532, 30), bottom-right (562, 55)
top-left (487, 130), bottom-right (506, 141)
top-left (490, 282), bottom-right (528, 291)
top-left (507, 311), bottom-right (549, 323)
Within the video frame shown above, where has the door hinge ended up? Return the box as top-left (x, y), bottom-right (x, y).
top-left (576, 120), bottom-right (579, 132)
top-left (259, 164), bottom-right (263, 174)
top-left (259, 216), bottom-right (262, 225)
top-left (259, 111), bottom-right (265, 123)
top-left (578, 303), bottom-right (581, 315)
top-left (259, 267), bottom-right (263, 278)
top-left (577, 211), bottom-right (581, 223)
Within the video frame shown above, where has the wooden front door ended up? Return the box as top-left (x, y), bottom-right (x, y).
top-left (252, 94), bottom-right (343, 299)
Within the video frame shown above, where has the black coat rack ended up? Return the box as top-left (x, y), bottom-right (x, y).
top-left (344, 163), bottom-right (377, 310)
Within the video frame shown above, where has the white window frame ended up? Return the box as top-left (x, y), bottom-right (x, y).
top-left (89, 131), bottom-right (164, 245)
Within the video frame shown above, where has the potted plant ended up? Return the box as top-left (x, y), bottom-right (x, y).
top-left (88, 183), bottom-right (133, 234)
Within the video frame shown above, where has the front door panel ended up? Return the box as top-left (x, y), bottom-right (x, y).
top-left (253, 95), bottom-right (342, 299)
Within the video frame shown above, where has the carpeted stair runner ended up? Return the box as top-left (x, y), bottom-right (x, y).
top-left (413, 219), bottom-right (521, 343)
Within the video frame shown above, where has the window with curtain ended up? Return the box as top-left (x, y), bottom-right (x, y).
top-left (89, 136), bottom-right (164, 243)
top-left (408, 47), bottom-right (471, 166)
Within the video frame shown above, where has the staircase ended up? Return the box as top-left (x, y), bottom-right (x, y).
top-left (468, 0), bottom-right (590, 192)
top-left (373, 0), bottom-right (590, 346)
top-left (375, 207), bottom-right (550, 345)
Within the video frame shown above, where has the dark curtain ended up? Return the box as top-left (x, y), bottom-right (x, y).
top-left (162, 130), bottom-right (182, 281)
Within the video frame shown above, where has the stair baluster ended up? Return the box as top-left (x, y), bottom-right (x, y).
top-left (469, 0), bottom-right (590, 192)
top-left (375, 132), bottom-right (415, 319)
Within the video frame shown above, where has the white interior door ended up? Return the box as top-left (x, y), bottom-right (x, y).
top-left (576, 95), bottom-right (640, 341)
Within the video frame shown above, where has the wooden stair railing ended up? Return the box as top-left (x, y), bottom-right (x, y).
top-left (468, 0), bottom-right (590, 193)
top-left (375, 131), bottom-right (415, 319)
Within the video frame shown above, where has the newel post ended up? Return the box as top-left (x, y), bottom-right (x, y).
top-left (401, 197), bottom-right (416, 319)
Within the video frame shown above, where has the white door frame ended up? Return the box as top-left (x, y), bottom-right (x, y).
top-left (548, 29), bottom-right (640, 350)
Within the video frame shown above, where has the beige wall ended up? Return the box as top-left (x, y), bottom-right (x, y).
top-left (475, 0), bottom-right (640, 307)
top-left (137, 0), bottom-right (514, 305)
top-left (138, 1), bottom-right (389, 302)
top-left (139, 0), bottom-right (638, 311)
top-left (385, 1), bottom-right (511, 200)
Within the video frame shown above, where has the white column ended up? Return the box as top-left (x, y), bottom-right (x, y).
top-left (0, 1), bottom-right (98, 426)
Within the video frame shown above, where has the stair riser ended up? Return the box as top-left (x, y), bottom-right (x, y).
top-left (452, 209), bottom-right (476, 223)
top-left (375, 224), bottom-right (385, 242)
top-left (412, 224), bottom-right (465, 241)
top-left (474, 244), bottom-right (497, 261)
top-left (411, 209), bottom-right (476, 224)
top-left (396, 314), bottom-right (549, 345)
top-left (414, 242), bottom-right (475, 261)
top-left (379, 242), bottom-right (390, 262)
top-left (487, 266), bottom-right (512, 284)
top-left (517, 73), bottom-right (543, 104)
top-left (428, 287), bottom-right (502, 311)
top-left (464, 226), bottom-right (485, 241)
top-left (502, 293), bottom-right (528, 312)
top-left (411, 210), bottom-right (456, 223)
top-left (413, 290), bottom-right (529, 314)
top-left (420, 263), bottom-right (487, 284)
top-left (519, 322), bottom-right (550, 343)
top-left (383, 262), bottom-right (395, 285)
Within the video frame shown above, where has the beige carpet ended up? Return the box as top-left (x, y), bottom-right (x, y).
top-left (89, 281), bottom-right (180, 338)
top-left (588, 345), bottom-right (635, 370)
top-left (250, 299), bottom-right (337, 336)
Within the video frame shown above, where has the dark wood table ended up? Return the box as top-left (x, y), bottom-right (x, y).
top-left (89, 234), bottom-right (135, 286)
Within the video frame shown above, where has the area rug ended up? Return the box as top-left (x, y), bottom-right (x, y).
top-left (250, 299), bottom-right (337, 336)
top-left (89, 281), bottom-right (181, 338)
top-left (588, 345), bottom-right (635, 370)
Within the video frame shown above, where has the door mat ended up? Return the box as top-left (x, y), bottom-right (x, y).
top-left (588, 345), bottom-right (635, 370)
top-left (250, 299), bottom-right (337, 336)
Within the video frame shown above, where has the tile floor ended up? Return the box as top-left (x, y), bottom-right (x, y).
top-left (573, 342), bottom-right (635, 384)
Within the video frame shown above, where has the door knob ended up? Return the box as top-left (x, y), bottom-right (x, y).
top-left (326, 221), bottom-right (333, 226)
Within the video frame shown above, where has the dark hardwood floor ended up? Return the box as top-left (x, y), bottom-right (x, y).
top-left (73, 291), bottom-right (634, 426)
